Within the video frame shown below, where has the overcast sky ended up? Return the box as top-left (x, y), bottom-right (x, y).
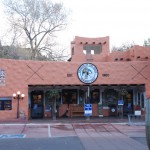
top-left (0, 0), bottom-right (150, 50)
top-left (57, 0), bottom-right (150, 49)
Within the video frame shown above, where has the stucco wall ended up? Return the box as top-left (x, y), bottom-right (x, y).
top-left (0, 58), bottom-right (150, 119)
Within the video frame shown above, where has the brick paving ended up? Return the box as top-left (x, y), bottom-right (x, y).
top-left (0, 117), bottom-right (148, 150)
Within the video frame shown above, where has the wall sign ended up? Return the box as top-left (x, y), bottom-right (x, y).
top-left (0, 69), bottom-right (6, 86)
top-left (77, 63), bottom-right (98, 84)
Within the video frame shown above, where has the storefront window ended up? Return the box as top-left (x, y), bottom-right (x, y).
top-left (136, 92), bottom-right (144, 108)
top-left (79, 90), bottom-right (85, 104)
top-left (91, 89), bottom-right (99, 104)
top-left (62, 90), bottom-right (77, 105)
top-left (45, 91), bottom-right (61, 105)
top-left (141, 93), bottom-right (144, 108)
top-left (0, 97), bottom-right (12, 110)
top-left (137, 93), bottom-right (141, 106)
top-left (102, 89), bottom-right (118, 107)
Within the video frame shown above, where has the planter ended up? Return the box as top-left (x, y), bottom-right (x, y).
top-left (102, 107), bottom-right (110, 116)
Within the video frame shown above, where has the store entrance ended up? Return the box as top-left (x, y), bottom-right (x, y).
top-left (102, 88), bottom-right (134, 116)
top-left (122, 90), bottom-right (133, 116)
top-left (31, 91), bottom-right (44, 118)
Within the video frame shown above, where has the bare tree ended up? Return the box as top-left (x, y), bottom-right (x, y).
top-left (143, 38), bottom-right (150, 47)
top-left (3, 0), bottom-right (69, 60)
top-left (111, 42), bottom-right (135, 52)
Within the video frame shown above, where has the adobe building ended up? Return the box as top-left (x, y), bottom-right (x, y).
top-left (0, 36), bottom-right (150, 120)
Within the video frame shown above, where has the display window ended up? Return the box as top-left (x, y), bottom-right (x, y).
top-left (0, 97), bottom-right (12, 110)
top-left (62, 89), bottom-right (77, 105)
top-left (79, 90), bottom-right (85, 104)
top-left (102, 89), bottom-right (118, 107)
top-left (91, 89), bottom-right (99, 104)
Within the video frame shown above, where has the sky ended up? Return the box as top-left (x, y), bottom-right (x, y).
top-left (0, 0), bottom-right (150, 50)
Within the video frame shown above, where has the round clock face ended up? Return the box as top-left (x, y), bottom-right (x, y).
top-left (77, 63), bottom-right (98, 84)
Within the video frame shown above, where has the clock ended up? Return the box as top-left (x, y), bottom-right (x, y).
top-left (77, 63), bottom-right (98, 84)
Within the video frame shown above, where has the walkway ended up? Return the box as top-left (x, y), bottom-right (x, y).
top-left (0, 117), bottom-right (148, 150)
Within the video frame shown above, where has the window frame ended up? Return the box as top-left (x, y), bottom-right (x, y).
top-left (0, 97), bottom-right (12, 111)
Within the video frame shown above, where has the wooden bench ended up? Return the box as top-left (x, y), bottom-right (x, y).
top-left (70, 105), bottom-right (84, 117)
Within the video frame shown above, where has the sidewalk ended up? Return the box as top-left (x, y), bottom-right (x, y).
top-left (0, 116), bottom-right (131, 124)
top-left (0, 117), bottom-right (148, 150)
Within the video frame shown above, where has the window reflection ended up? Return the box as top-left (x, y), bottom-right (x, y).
top-left (62, 90), bottom-right (77, 105)
top-left (91, 90), bottom-right (99, 104)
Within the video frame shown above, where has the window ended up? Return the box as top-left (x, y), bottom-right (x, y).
top-left (102, 89), bottom-right (118, 106)
top-left (83, 45), bottom-right (102, 54)
top-left (72, 47), bottom-right (74, 55)
top-left (62, 89), bottom-right (77, 104)
top-left (79, 90), bottom-right (85, 104)
top-left (137, 92), bottom-right (145, 108)
top-left (91, 89), bottom-right (99, 104)
top-left (141, 93), bottom-right (145, 108)
top-left (0, 97), bottom-right (12, 110)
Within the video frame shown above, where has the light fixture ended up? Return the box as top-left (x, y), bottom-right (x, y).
top-left (12, 91), bottom-right (25, 118)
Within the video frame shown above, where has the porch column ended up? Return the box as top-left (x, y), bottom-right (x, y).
top-left (28, 91), bottom-right (32, 119)
top-left (99, 89), bottom-right (103, 104)
top-left (77, 89), bottom-right (79, 104)
top-left (43, 91), bottom-right (46, 117)
top-left (98, 89), bottom-right (103, 117)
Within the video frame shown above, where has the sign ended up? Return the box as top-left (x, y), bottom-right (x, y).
top-left (0, 134), bottom-right (26, 139)
top-left (77, 63), bottom-right (98, 84)
top-left (134, 110), bottom-right (141, 116)
top-left (84, 104), bottom-right (92, 116)
top-left (0, 69), bottom-right (6, 86)
top-left (45, 105), bottom-right (51, 112)
top-left (118, 99), bottom-right (124, 105)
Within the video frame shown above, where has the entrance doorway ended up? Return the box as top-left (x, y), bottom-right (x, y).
top-left (122, 90), bottom-right (133, 115)
top-left (31, 91), bottom-right (44, 118)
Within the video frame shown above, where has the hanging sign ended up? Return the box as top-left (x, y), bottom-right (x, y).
top-left (0, 69), bottom-right (6, 86)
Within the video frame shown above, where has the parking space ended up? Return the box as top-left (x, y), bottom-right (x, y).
top-left (0, 122), bottom-right (148, 150)
top-left (0, 123), bottom-right (146, 139)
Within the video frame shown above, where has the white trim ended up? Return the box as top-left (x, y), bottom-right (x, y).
top-left (48, 124), bottom-right (51, 137)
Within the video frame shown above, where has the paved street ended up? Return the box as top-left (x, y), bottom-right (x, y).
top-left (0, 137), bottom-right (84, 150)
top-left (0, 121), bottom-right (148, 150)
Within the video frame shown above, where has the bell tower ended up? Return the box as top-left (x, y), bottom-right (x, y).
top-left (70, 36), bottom-right (110, 62)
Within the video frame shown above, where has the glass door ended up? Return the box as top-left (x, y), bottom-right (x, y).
top-left (31, 91), bottom-right (44, 118)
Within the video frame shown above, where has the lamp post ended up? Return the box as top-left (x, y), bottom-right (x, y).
top-left (13, 91), bottom-right (25, 119)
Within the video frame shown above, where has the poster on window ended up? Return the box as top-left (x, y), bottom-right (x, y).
top-left (0, 69), bottom-right (6, 86)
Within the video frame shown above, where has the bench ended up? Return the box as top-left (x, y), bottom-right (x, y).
top-left (70, 105), bottom-right (84, 117)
